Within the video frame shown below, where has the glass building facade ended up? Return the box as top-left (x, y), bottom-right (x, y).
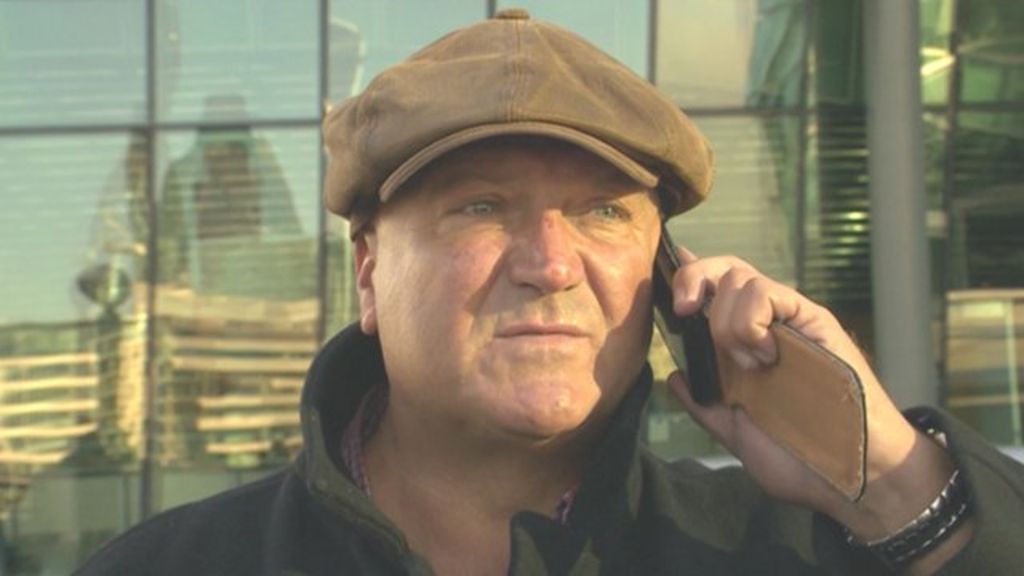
top-left (0, 1), bottom-right (1020, 573)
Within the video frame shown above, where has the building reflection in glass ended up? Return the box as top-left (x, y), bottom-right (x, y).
top-left (946, 289), bottom-right (1024, 445)
top-left (151, 95), bottom-right (317, 471)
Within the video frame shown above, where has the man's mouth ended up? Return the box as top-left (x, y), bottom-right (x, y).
top-left (496, 323), bottom-right (588, 339)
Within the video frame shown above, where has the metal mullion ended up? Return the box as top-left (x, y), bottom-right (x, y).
top-left (316, 0), bottom-right (329, 344)
top-left (794, 0), bottom-right (816, 290)
top-left (487, 0), bottom-right (497, 18)
top-left (0, 119), bottom-right (323, 139)
top-left (684, 106), bottom-right (807, 119)
top-left (926, 101), bottom-right (1024, 114)
top-left (937, 0), bottom-right (965, 409)
top-left (0, 123), bottom-right (149, 137)
top-left (140, 0), bottom-right (159, 520)
top-left (157, 118), bottom-right (322, 131)
top-left (647, 0), bottom-right (658, 84)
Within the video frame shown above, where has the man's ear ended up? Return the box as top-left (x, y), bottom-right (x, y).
top-left (353, 232), bottom-right (378, 335)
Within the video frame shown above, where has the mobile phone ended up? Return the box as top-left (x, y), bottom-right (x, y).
top-left (651, 226), bottom-right (721, 406)
top-left (651, 228), bottom-right (869, 500)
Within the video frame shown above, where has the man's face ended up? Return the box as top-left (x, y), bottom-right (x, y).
top-left (355, 137), bottom-right (662, 443)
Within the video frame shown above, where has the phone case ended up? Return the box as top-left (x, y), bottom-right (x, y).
top-left (715, 324), bottom-right (868, 501)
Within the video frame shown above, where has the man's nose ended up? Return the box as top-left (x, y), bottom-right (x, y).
top-left (507, 211), bottom-right (584, 293)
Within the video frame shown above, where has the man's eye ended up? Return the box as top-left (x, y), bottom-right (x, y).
top-left (590, 204), bottom-right (628, 221)
top-left (461, 200), bottom-right (498, 216)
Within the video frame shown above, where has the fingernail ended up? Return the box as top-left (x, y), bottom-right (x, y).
top-left (688, 279), bottom-right (706, 303)
top-left (674, 285), bottom-right (694, 313)
top-left (674, 292), bottom-right (689, 313)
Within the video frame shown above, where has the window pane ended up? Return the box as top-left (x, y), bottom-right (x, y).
top-left (946, 293), bottom-right (1024, 446)
top-left (156, 0), bottom-right (319, 122)
top-left (150, 127), bottom-right (319, 511)
top-left (944, 109), bottom-right (1023, 445)
top-left (801, 108), bottom-right (871, 302)
top-left (920, 0), bottom-right (955, 105)
top-left (0, 1), bottom-right (145, 127)
top-left (0, 134), bottom-right (148, 574)
top-left (958, 0), bottom-right (1024, 104)
top-left (496, 0), bottom-right (649, 77)
top-left (948, 111), bottom-right (1024, 289)
top-left (328, 0), bottom-right (485, 100)
top-left (656, 0), bottom-right (807, 109)
top-left (810, 0), bottom-right (864, 107)
top-left (666, 116), bottom-right (800, 284)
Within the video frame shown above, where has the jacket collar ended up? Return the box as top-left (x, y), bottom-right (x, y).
top-left (297, 323), bottom-right (654, 560)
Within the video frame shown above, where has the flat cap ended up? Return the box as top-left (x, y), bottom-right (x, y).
top-left (323, 9), bottom-right (714, 230)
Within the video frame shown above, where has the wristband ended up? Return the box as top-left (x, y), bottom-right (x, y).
top-left (841, 423), bottom-right (972, 569)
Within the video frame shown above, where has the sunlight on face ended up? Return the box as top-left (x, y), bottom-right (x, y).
top-left (360, 137), bottom-right (662, 443)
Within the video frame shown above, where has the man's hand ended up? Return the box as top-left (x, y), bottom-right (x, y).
top-left (665, 250), bottom-right (972, 574)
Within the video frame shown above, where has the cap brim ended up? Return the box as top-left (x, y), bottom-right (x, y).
top-left (377, 122), bottom-right (660, 205)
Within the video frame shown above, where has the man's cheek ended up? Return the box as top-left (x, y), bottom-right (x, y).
top-left (596, 260), bottom-right (652, 323)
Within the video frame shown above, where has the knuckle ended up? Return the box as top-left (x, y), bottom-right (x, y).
top-left (709, 309), bottom-right (737, 346)
top-left (734, 316), bottom-right (763, 343)
top-left (719, 268), bottom-right (745, 291)
top-left (721, 254), bottom-right (757, 272)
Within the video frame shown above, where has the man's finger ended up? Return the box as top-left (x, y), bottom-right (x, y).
top-left (672, 256), bottom-right (755, 316)
top-left (676, 244), bottom-right (698, 264)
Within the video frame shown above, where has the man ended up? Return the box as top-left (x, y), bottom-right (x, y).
top-left (77, 10), bottom-right (1022, 575)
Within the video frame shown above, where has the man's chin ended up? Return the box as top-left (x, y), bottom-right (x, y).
top-left (490, 399), bottom-right (606, 447)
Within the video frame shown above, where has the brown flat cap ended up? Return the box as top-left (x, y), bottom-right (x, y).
top-left (323, 9), bottom-right (714, 230)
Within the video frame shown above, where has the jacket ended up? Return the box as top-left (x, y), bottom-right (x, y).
top-left (75, 324), bottom-right (1024, 575)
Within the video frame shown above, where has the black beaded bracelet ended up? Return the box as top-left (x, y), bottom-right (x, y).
top-left (841, 426), bottom-right (972, 569)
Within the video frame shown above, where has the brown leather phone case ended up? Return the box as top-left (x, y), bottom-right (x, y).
top-left (715, 323), bottom-right (868, 501)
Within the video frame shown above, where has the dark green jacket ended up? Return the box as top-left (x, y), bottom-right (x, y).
top-left (75, 325), bottom-right (1024, 575)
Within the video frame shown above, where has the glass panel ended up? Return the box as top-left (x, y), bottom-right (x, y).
top-left (656, 0), bottom-right (807, 109)
top-left (666, 116), bottom-right (800, 284)
top-left (149, 127), bottom-right (320, 511)
top-left (328, 0), bottom-right (485, 100)
top-left (800, 107), bottom-right (875, 351)
top-left (0, 134), bottom-right (148, 574)
top-left (802, 0), bottom-right (872, 350)
top-left (156, 0), bottom-right (320, 122)
top-left (946, 292), bottom-right (1024, 446)
top-left (947, 111), bottom-right (1024, 290)
top-left (496, 0), bottom-right (649, 77)
top-left (920, 0), bottom-right (955, 105)
top-left (808, 0), bottom-right (864, 107)
top-left (944, 109), bottom-right (1023, 445)
top-left (800, 108), bottom-right (871, 300)
top-left (958, 0), bottom-right (1024, 104)
top-left (0, 1), bottom-right (145, 127)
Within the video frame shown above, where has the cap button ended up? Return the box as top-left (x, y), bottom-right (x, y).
top-left (494, 8), bottom-right (530, 20)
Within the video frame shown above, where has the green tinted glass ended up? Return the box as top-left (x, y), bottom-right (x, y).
top-left (0, 1), bottom-right (145, 127)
